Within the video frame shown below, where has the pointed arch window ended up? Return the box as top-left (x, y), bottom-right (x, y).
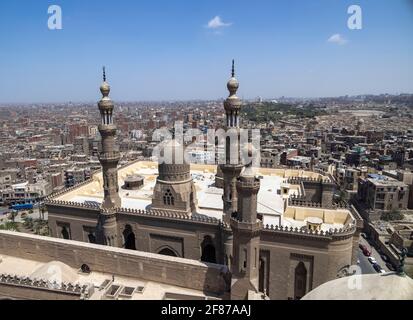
top-left (163, 189), bottom-right (175, 206)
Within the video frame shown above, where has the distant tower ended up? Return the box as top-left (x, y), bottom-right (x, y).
top-left (230, 162), bottom-right (262, 300)
top-left (98, 67), bottom-right (121, 209)
top-left (221, 60), bottom-right (244, 224)
top-left (152, 140), bottom-right (197, 214)
top-left (356, 118), bottom-right (365, 134)
top-left (310, 154), bottom-right (316, 171)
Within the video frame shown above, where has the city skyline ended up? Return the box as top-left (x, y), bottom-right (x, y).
top-left (0, 0), bottom-right (413, 103)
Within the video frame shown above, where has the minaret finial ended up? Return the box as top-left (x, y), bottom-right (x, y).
top-left (103, 66), bottom-right (106, 82)
top-left (232, 59), bottom-right (235, 78)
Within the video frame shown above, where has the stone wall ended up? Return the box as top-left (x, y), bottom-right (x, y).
top-left (47, 203), bottom-right (225, 264)
top-left (0, 231), bottom-right (228, 296)
top-left (260, 227), bottom-right (355, 300)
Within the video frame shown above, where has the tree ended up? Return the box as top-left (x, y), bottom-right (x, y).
top-left (381, 209), bottom-right (404, 222)
top-left (0, 222), bottom-right (20, 232)
top-left (9, 211), bottom-right (17, 222)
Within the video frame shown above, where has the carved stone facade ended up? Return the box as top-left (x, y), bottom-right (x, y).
top-left (46, 193), bottom-right (363, 300)
top-left (42, 67), bottom-right (364, 300)
top-left (152, 141), bottom-right (197, 214)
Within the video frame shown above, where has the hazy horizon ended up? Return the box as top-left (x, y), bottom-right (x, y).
top-left (1, 91), bottom-right (413, 106)
top-left (0, 0), bottom-right (412, 103)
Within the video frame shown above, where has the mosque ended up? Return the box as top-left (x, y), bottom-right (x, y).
top-left (0, 63), bottom-right (380, 300)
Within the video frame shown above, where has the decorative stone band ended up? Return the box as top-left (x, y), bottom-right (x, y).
top-left (288, 197), bottom-right (350, 209)
top-left (237, 180), bottom-right (261, 191)
top-left (118, 207), bottom-right (229, 227)
top-left (0, 273), bottom-right (88, 296)
top-left (230, 218), bottom-right (262, 236)
top-left (155, 178), bottom-right (194, 185)
top-left (45, 199), bottom-right (101, 211)
top-left (262, 224), bottom-right (357, 240)
top-left (99, 151), bottom-right (121, 161)
top-left (44, 198), bottom-right (231, 229)
top-left (286, 176), bottom-right (333, 185)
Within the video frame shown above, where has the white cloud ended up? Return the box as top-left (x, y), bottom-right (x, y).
top-left (206, 16), bottom-right (232, 29)
top-left (327, 34), bottom-right (348, 45)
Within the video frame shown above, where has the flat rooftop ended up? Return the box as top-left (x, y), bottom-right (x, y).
top-left (54, 161), bottom-right (351, 230)
top-left (0, 254), bottom-right (214, 300)
top-left (367, 174), bottom-right (408, 187)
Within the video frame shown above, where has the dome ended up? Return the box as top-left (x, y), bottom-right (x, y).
top-left (302, 273), bottom-right (413, 300)
top-left (30, 261), bottom-right (80, 284)
top-left (100, 66), bottom-right (111, 97)
top-left (227, 77), bottom-right (239, 94)
top-left (100, 81), bottom-right (110, 97)
top-left (227, 59), bottom-right (240, 95)
top-left (157, 139), bottom-right (191, 182)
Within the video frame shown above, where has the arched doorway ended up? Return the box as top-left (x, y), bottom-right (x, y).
top-left (158, 247), bottom-right (178, 257)
top-left (201, 236), bottom-right (217, 263)
top-left (61, 227), bottom-right (70, 240)
top-left (294, 262), bottom-right (307, 300)
top-left (259, 258), bottom-right (265, 293)
top-left (123, 225), bottom-right (136, 250)
top-left (201, 245), bottom-right (217, 263)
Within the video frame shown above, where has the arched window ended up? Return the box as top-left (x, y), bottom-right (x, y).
top-left (88, 233), bottom-right (96, 244)
top-left (226, 136), bottom-right (231, 164)
top-left (158, 248), bottom-right (178, 257)
top-left (201, 236), bottom-right (217, 263)
top-left (294, 262), bottom-right (307, 300)
top-left (123, 225), bottom-right (136, 250)
top-left (163, 189), bottom-right (174, 206)
top-left (61, 226), bottom-right (70, 240)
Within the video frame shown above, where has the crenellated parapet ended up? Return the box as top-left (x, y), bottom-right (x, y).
top-left (45, 199), bottom-right (101, 211)
top-left (0, 273), bottom-right (90, 296)
top-left (262, 223), bottom-right (357, 240)
top-left (118, 207), bottom-right (225, 227)
top-left (288, 196), bottom-right (350, 210)
top-left (287, 176), bottom-right (333, 185)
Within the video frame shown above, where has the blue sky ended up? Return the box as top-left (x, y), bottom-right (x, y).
top-left (0, 0), bottom-right (412, 103)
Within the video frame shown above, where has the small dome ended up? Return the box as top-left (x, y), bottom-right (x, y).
top-left (227, 77), bottom-right (239, 94)
top-left (100, 81), bottom-right (110, 97)
top-left (302, 273), bottom-right (413, 300)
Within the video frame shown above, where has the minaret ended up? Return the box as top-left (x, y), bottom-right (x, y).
top-left (98, 67), bottom-right (121, 209)
top-left (230, 161), bottom-right (262, 300)
top-left (221, 60), bottom-right (244, 224)
top-left (96, 67), bottom-right (121, 247)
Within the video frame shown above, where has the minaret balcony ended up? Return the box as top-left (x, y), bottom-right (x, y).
top-left (98, 124), bottom-right (117, 134)
top-left (99, 151), bottom-right (121, 162)
top-left (230, 218), bottom-right (262, 234)
top-left (237, 180), bottom-right (261, 192)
